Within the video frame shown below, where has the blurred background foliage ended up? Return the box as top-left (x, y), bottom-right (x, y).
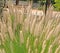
top-left (19, 0), bottom-right (60, 11)
top-left (54, 0), bottom-right (60, 11)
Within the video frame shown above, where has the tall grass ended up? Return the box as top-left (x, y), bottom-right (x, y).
top-left (0, 1), bottom-right (60, 53)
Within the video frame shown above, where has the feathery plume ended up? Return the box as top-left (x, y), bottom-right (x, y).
top-left (34, 37), bottom-right (38, 48)
top-left (55, 45), bottom-right (60, 53)
top-left (26, 37), bottom-right (30, 49)
top-left (28, 46), bottom-right (31, 53)
top-left (41, 40), bottom-right (46, 53)
top-left (20, 31), bottom-right (24, 44)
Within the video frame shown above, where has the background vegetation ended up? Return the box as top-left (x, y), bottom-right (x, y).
top-left (19, 0), bottom-right (60, 11)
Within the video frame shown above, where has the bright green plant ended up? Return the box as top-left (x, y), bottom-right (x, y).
top-left (54, 0), bottom-right (60, 11)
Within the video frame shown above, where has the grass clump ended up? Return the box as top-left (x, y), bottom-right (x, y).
top-left (0, 2), bottom-right (60, 53)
